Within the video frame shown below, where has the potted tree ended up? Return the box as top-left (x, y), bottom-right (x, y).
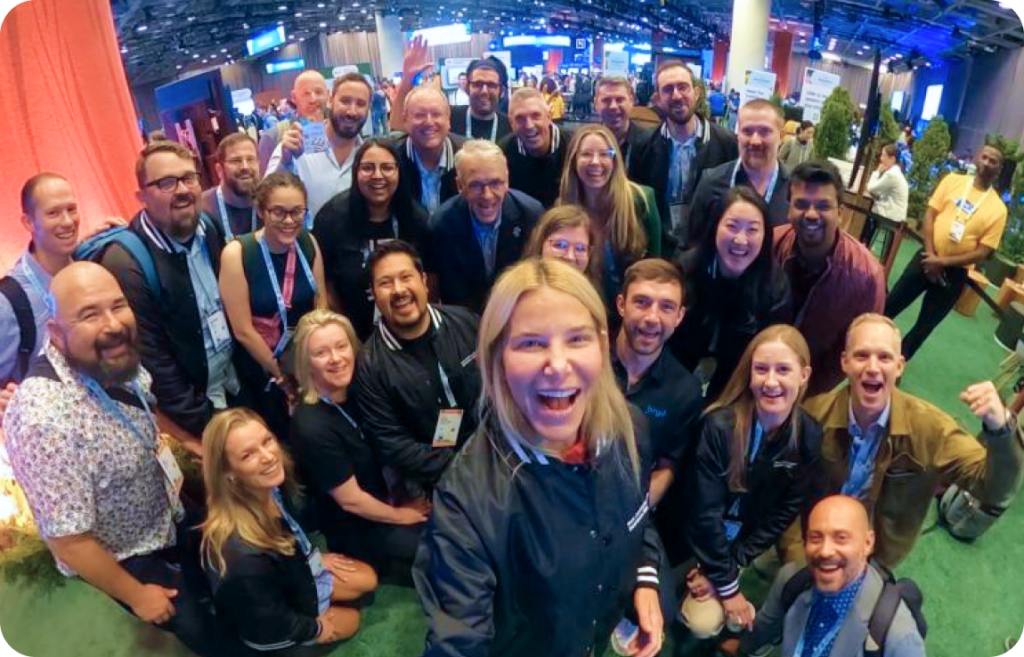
top-left (813, 86), bottom-right (856, 160)
top-left (906, 116), bottom-right (951, 226)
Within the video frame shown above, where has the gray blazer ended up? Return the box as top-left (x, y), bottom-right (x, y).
top-left (747, 563), bottom-right (926, 657)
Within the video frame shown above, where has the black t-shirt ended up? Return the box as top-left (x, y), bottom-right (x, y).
top-left (396, 322), bottom-right (447, 407)
top-left (449, 106), bottom-right (512, 141)
top-left (290, 398), bottom-right (389, 536)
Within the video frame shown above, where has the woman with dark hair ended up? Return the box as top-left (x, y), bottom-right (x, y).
top-left (680, 325), bottom-right (822, 640)
top-left (669, 186), bottom-right (791, 401)
top-left (862, 143), bottom-right (909, 246)
top-left (523, 204), bottom-right (599, 285)
top-left (313, 138), bottom-right (431, 340)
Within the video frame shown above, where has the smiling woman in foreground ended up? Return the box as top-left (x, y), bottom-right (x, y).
top-left (413, 257), bottom-right (664, 657)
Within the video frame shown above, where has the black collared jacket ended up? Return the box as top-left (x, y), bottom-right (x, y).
top-left (97, 213), bottom-right (227, 436)
top-left (414, 409), bottom-right (662, 657)
top-left (498, 125), bottom-right (573, 208)
top-left (621, 121), bottom-right (655, 179)
top-left (354, 305), bottom-right (481, 489)
top-left (393, 133), bottom-right (466, 212)
top-left (684, 407), bottom-right (823, 597)
top-left (427, 190), bottom-right (544, 314)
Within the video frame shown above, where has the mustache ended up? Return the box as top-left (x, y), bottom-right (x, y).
top-left (810, 557), bottom-right (846, 570)
top-left (96, 326), bottom-right (134, 352)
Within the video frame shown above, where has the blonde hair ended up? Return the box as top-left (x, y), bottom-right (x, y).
top-left (200, 408), bottom-right (300, 575)
top-left (845, 313), bottom-right (902, 353)
top-left (453, 139), bottom-right (507, 175)
top-left (706, 325), bottom-right (811, 492)
top-left (524, 204), bottom-right (600, 284)
top-left (292, 309), bottom-right (362, 406)
top-left (477, 258), bottom-right (640, 484)
top-left (404, 85), bottom-right (450, 114)
top-left (558, 124), bottom-right (647, 260)
top-left (509, 86), bottom-right (545, 111)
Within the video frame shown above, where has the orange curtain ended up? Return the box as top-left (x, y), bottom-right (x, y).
top-left (772, 31), bottom-right (794, 98)
top-left (0, 0), bottom-right (143, 271)
top-left (712, 39), bottom-right (729, 87)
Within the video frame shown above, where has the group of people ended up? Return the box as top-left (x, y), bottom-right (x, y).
top-left (0, 52), bottom-right (1021, 657)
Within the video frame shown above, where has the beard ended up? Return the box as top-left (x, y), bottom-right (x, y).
top-left (226, 174), bottom-right (257, 199)
top-left (330, 112), bottom-right (367, 139)
top-left (62, 325), bottom-right (141, 386)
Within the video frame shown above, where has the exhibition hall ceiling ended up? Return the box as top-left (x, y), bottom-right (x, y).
top-left (112, 0), bottom-right (1024, 83)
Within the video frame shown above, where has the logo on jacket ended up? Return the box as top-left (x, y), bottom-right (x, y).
top-left (644, 405), bottom-right (667, 419)
top-left (513, 226), bottom-right (522, 238)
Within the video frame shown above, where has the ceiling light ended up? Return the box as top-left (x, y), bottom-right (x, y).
top-left (320, 22), bottom-right (327, 27)
top-left (136, 24), bottom-right (148, 32)
top-left (176, 64), bottom-right (183, 69)
top-left (187, 16), bottom-right (196, 21)
top-left (317, 2), bottom-right (325, 6)
top-left (220, 48), bottom-right (227, 53)
top-left (295, 12), bottom-right (303, 16)
top-left (121, 46), bottom-right (128, 53)
top-left (193, 53), bottom-right (200, 58)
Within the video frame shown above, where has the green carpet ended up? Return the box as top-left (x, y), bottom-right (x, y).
top-left (1, 239), bottom-right (1022, 657)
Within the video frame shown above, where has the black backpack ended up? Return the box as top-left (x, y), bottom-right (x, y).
top-left (0, 276), bottom-right (36, 384)
top-left (780, 563), bottom-right (927, 656)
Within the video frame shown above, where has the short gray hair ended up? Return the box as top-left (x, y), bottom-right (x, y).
top-left (404, 85), bottom-right (450, 114)
top-left (454, 139), bottom-right (507, 175)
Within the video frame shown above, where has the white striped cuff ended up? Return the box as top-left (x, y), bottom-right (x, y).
top-left (636, 566), bottom-right (659, 586)
top-left (717, 578), bottom-right (741, 598)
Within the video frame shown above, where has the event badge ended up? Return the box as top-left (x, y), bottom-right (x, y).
top-left (308, 547), bottom-right (324, 574)
top-left (208, 309), bottom-right (233, 351)
top-left (156, 443), bottom-right (184, 495)
top-left (949, 219), bottom-right (966, 244)
top-left (302, 121), bottom-right (329, 155)
top-left (432, 409), bottom-right (463, 448)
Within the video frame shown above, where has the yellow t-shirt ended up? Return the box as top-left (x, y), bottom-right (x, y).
top-left (930, 173), bottom-right (1008, 257)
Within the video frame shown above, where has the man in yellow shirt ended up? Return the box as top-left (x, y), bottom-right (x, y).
top-left (885, 145), bottom-right (1007, 359)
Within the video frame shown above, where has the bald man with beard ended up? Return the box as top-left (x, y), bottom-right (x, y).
top-left (3, 263), bottom-right (223, 656)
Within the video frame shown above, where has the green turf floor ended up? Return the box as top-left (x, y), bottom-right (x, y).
top-left (1, 239), bottom-right (1022, 657)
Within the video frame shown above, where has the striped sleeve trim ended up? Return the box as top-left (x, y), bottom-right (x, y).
top-left (717, 578), bottom-right (741, 598)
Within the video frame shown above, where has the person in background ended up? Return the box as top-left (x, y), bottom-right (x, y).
top-left (670, 187), bottom-right (791, 402)
top-left (744, 496), bottom-right (926, 657)
top-left (450, 72), bottom-right (470, 107)
top-left (451, 58), bottom-right (512, 141)
top-left (258, 71), bottom-right (328, 173)
top-left (500, 87), bottom-right (572, 208)
top-left (394, 86), bottom-right (464, 213)
top-left (540, 77), bottom-right (566, 123)
top-left (708, 83), bottom-right (727, 126)
top-left (201, 408), bottom-right (377, 653)
top-left (778, 121), bottom-right (815, 171)
top-left (593, 76), bottom-right (653, 178)
top-left (680, 325), bottom-right (822, 641)
top-left (313, 138), bottom-right (432, 340)
top-left (371, 79), bottom-right (390, 136)
top-left (524, 204), bottom-right (600, 286)
top-left (885, 145), bottom-right (1007, 360)
top-left (773, 160), bottom-right (885, 396)
top-left (558, 124), bottom-right (661, 316)
top-left (414, 258), bottom-right (664, 657)
top-left (202, 133), bottom-right (260, 241)
top-left (633, 61), bottom-right (737, 251)
top-left (428, 139), bottom-right (542, 313)
top-left (861, 143), bottom-right (910, 247)
top-left (289, 310), bottom-right (429, 569)
top-left (218, 172), bottom-right (326, 440)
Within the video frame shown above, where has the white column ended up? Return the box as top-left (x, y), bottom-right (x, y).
top-left (725, 0), bottom-right (770, 93)
top-left (375, 11), bottom-right (404, 79)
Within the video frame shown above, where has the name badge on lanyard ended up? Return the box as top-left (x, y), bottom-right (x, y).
top-left (431, 363), bottom-right (462, 447)
top-left (950, 177), bottom-right (991, 244)
top-left (216, 187), bottom-right (257, 240)
top-left (259, 234), bottom-right (318, 358)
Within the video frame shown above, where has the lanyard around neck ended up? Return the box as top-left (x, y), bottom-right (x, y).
top-left (956, 176), bottom-right (992, 224)
top-left (466, 107), bottom-right (498, 141)
top-left (258, 234), bottom-right (317, 357)
top-left (20, 258), bottom-right (55, 317)
top-left (216, 187), bottom-right (257, 240)
top-left (732, 160), bottom-right (780, 205)
top-left (80, 376), bottom-right (157, 451)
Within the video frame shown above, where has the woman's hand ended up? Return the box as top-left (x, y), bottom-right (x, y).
top-left (322, 553), bottom-right (359, 582)
top-left (721, 592), bottom-right (756, 631)
top-left (630, 587), bottom-right (664, 657)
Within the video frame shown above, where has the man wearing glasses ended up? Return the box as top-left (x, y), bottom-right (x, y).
top-left (449, 58), bottom-right (512, 143)
top-left (98, 141), bottom-right (240, 448)
top-left (201, 133), bottom-right (261, 240)
top-left (427, 139), bottom-right (542, 313)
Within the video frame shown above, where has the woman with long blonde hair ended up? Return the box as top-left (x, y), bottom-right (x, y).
top-left (414, 257), bottom-right (664, 657)
top-left (200, 408), bottom-right (377, 653)
top-left (679, 325), bottom-right (823, 640)
top-left (558, 124), bottom-right (661, 313)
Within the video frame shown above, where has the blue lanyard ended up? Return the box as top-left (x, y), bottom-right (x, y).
top-left (748, 421), bottom-right (765, 463)
top-left (216, 188), bottom-right (257, 240)
top-left (320, 396), bottom-right (361, 433)
top-left (80, 376), bottom-right (158, 451)
top-left (731, 160), bottom-right (780, 204)
top-left (793, 614), bottom-right (845, 657)
top-left (258, 234), bottom-right (317, 358)
top-left (437, 363), bottom-right (457, 408)
top-left (272, 488), bottom-right (314, 557)
top-left (20, 258), bottom-right (55, 317)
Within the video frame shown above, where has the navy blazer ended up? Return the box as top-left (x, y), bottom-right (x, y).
top-left (393, 133), bottom-right (466, 213)
top-left (428, 189), bottom-right (543, 313)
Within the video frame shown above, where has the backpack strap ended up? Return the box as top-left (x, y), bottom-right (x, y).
top-left (780, 566), bottom-right (815, 613)
top-left (74, 227), bottom-right (163, 307)
top-left (0, 276), bottom-right (36, 383)
top-left (864, 581), bottom-right (902, 657)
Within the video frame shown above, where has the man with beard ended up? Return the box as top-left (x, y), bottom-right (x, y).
top-left (449, 58), bottom-right (512, 142)
top-left (257, 69), bottom-right (328, 172)
top-left (779, 121), bottom-right (815, 171)
top-left (612, 259), bottom-right (701, 513)
top-left (500, 87), bottom-right (571, 208)
top-left (772, 314), bottom-right (1023, 568)
top-left (394, 86), bottom-right (465, 213)
top-left (593, 76), bottom-right (652, 179)
top-left (201, 133), bottom-right (260, 240)
top-left (773, 161), bottom-right (884, 397)
top-left (885, 145), bottom-right (1008, 360)
top-left (270, 72), bottom-right (371, 217)
top-left (3, 262), bottom-right (222, 657)
top-left (744, 496), bottom-right (925, 657)
top-left (633, 61), bottom-right (737, 250)
top-left (684, 99), bottom-right (791, 253)
top-left (355, 240), bottom-right (481, 499)
top-left (427, 139), bottom-right (542, 313)
top-left (98, 141), bottom-right (238, 450)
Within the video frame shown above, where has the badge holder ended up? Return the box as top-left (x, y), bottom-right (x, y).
top-left (432, 409), bottom-right (463, 448)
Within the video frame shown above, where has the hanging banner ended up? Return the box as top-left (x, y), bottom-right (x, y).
top-left (800, 68), bottom-right (842, 123)
top-left (740, 69), bottom-right (777, 107)
top-left (604, 50), bottom-right (629, 77)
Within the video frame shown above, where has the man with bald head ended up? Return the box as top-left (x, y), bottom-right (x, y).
top-left (258, 69), bottom-right (328, 172)
top-left (3, 263), bottom-right (220, 656)
top-left (395, 85), bottom-right (465, 213)
top-left (499, 87), bottom-right (571, 208)
top-left (427, 139), bottom-right (542, 312)
top-left (745, 495), bottom-right (925, 657)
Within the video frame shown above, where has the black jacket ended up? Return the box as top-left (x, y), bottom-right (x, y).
top-left (632, 117), bottom-right (738, 250)
top-left (413, 409), bottom-right (662, 657)
top-left (450, 106), bottom-right (513, 142)
top-left (393, 133), bottom-right (465, 212)
top-left (685, 407), bottom-right (823, 597)
top-left (98, 213), bottom-right (226, 436)
top-left (354, 305), bottom-right (481, 491)
top-left (206, 526), bottom-right (320, 653)
top-left (427, 190), bottom-right (543, 313)
top-left (499, 125), bottom-right (572, 209)
top-left (621, 120), bottom-right (655, 179)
